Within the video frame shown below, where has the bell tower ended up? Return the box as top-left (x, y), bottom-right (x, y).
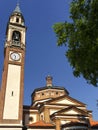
top-left (0, 4), bottom-right (26, 130)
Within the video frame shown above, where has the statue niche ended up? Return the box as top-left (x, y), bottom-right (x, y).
top-left (12, 31), bottom-right (21, 46)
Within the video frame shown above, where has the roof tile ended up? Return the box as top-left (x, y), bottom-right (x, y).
top-left (27, 120), bottom-right (54, 127)
top-left (90, 119), bottom-right (98, 126)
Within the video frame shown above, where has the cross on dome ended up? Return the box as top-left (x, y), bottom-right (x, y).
top-left (46, 75), bottom-right (53, 87)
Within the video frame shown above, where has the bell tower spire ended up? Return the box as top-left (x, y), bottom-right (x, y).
top-left (13, 1), bottom-right (21, 14)
top-left (0, 4), bottom-right (26, 130)
top-left (5, 3), bottom-right (26, 50)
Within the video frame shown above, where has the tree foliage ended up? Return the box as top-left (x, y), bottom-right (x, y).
top-left (53, 0), bottom-right (98, 86)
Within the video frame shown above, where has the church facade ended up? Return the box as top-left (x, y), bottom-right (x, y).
top-left (0, 4), bottom-right (98, 130)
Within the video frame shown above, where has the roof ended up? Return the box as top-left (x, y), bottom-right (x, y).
top-left (31, 86), bottom-right (69, 97)
top-left (9, 3), bottom-right (25, 23)
top-left (50, 105), bottom-right (88, 120)
top-left (45, 95), bottom-right (86, 106)
top-left (13, 3), bottom-right (21, 14)
top-left (90, 119), bottom-right (98, 127)
top-left (27, 120), bottom-right (55, 128)
top-left (62, 121), bottom-right (88, 128)
top-left (53, 105), bottom-right (88, 115)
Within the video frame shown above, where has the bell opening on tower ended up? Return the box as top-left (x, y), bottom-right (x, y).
top-left (12, 31), bottom-right (21, 47)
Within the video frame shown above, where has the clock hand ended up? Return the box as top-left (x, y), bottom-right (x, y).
top-left (14, 54), bottom-right (16, 59)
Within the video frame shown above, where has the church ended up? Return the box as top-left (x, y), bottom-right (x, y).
top-left (0, 4), bottom-right (98, 130)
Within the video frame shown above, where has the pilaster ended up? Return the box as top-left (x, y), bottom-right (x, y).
top-left (44, 107), bottom-right (50, 123)
top-left (55, 118), bottom-right (60, 130)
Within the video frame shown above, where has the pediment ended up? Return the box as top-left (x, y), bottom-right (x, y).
top-left (65, 109), bottom-right (79, 114)
top-left (46, 95), bottom-right (85, 106)
top-left (55, 106), bottom-right (88, 116)
top-left (56, 99), bottom-right (76, 105)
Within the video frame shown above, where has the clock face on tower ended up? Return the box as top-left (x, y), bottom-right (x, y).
top-left (10, 52), bottom-right (20, 61)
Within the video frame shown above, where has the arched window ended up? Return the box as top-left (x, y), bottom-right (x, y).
top-left (16, 17), bottom-right (19, 23)
top-left (29, 117), bottom-right (33, 122)
top-left (12, 31), bottom-right (21, 46)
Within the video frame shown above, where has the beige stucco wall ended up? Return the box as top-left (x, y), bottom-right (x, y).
top-left (3, 64), bottom-right (21, 119)
top-left (65, 110), bottom-right (79, 114)
top-left (50, 109), bottom-right (59, 115)
top-left (0, 128), bottom-right (22, 130)
top-left (57, 99), bottom-right (75, 104)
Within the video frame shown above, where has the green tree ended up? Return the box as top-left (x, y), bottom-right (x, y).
top-left (53, 0), bottom-right (98, 86)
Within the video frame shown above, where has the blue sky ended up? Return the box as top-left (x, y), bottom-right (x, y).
top-left (0, 0), bottom-right (98, 120)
